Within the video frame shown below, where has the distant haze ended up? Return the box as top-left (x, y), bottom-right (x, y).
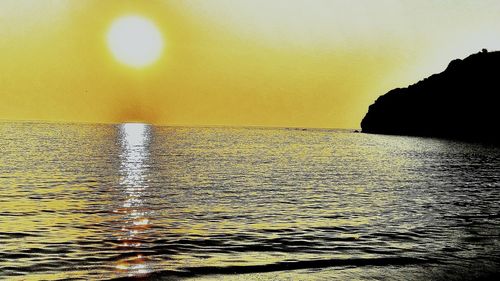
top-left (1, 0), bottom-right (500, 128)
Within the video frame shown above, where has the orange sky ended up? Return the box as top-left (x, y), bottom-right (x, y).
top-left (1, 0), bottom-right (500, 128)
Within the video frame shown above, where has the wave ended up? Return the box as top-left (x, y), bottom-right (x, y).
top-left (107, 257), bottom-right (435, 280)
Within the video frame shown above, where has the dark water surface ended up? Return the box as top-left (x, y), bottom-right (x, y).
top-left (0, 122), bottom-right (499, 280)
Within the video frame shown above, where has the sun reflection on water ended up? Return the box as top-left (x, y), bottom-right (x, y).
top-left (115, 123), bottom-right (153, 277)
top-left (1, 123), bottom-right (500, 279)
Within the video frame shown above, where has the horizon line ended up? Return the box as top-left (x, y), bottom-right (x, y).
top-left (0, 118), bottom-right (359, 131)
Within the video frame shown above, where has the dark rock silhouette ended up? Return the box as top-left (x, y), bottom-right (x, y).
top-left (361, 50), bottom-right (500, 144)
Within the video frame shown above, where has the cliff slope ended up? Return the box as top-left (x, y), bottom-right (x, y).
top-left (361, 50), bottom-right (500, 143)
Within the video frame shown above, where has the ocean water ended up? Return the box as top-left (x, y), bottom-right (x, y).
top-left (0, 122), bottom-right (499, 280)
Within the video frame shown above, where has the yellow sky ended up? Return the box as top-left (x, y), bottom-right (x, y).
top-left (1, 0), bottom-right (500, 128)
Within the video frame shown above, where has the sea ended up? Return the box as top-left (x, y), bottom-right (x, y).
top-left (0, 122), bottom-right (499, 280)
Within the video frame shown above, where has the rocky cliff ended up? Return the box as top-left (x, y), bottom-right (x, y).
top-left (361, 50), bottom-right (499, 143)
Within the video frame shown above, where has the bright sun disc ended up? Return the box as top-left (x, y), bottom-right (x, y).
top-left (107, 16), bottom-right (164, 68)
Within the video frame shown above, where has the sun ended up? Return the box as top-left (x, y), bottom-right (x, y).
top-left (107, 16), bottom-right (164, 68)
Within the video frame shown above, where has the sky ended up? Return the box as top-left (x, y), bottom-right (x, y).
top-left (1, 0), bottom-right (500, 128)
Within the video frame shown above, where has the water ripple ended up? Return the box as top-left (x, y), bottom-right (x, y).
top-left (0, 123), bottom-right (499, 280)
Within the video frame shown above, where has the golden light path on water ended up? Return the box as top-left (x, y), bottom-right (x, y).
top-left (0, 122), bottom-right (499, 280)
top-left (115, 123), bottom-right (153, 277)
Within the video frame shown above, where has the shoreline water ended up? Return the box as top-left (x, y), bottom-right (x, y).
top-left (1, 122), bottom-right (499, 280)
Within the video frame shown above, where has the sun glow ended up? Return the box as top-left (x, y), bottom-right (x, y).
top-left (107, 16), bottom-right (164, 68)
top-left (2, 1), bottom-right (500, 127)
